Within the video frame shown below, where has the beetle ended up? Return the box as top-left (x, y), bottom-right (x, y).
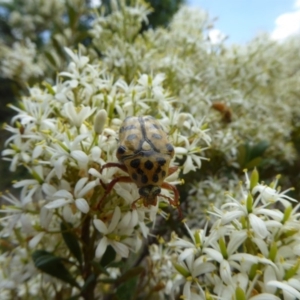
top-left (97, 116), bottom-right (181, 215)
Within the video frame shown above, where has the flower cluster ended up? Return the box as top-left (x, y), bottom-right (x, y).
top-left (0, 39), bottom-right (44, 82)
top-left (0, 46), bottom-right (209, 298)
top-left (1, 0), bottom-right (300, 299)
top-left (147, 170), bottom-right (300, 300)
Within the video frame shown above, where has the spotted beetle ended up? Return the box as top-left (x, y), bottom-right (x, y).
top-left (97, 116), bottom-right (181, 215)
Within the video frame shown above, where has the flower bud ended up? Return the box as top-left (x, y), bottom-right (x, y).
top-left (94, 109), bottom-right (107, 134)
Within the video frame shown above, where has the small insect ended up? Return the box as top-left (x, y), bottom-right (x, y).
top-left (97, 116), bottom-right (181, 215)
top-left (211, 102), bottom-right (232, 123)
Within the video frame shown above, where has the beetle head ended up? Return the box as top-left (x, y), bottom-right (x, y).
top-left (138, 185), bottom-right (161, 206)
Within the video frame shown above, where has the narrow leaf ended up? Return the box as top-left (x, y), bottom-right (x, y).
top-left (100, 245), bottom-right (116, 267)
top-left (116, 267), bottom-right (144, 285)
top-left (61, 222), bottom-right (82, 264)
top-left (32, 250), bottom-right (79, 287)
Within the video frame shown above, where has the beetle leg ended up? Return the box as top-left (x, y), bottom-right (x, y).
top-left (161, 182), bottom-right (182, 219)
top-left (101, 162), bottom-right (128, 173)
top-left (97, 176), bottom-right (133, 209)
top-left (100, 163), bottom-right (129, 189)
top-left (131, 197), bottom-right (143, 210)
top-left (168, 166), bottom-right (178, 176)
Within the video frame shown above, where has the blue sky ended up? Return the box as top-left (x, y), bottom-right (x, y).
top-left (187, 0), bottom-right (300, 43)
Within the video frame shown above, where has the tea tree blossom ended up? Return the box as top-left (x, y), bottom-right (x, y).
top-left (147, 170), bottom-right (300, 300)
top-left (1, 0), bottom-right (300, 299)
top-left (0, 41), bottom-right (209, 298)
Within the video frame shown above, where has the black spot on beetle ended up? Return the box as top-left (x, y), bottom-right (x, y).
top-left (155, 166), bottom-right (162, 174)
top-left (141, 174), bottom-right (148, 184)
top-left (152, 133), bottom-right (162, 139)
top-left (127, 134), bottom-right (137, 141)
top-left (130, 158), bottom-right (140, 168)
top-left (137, 168), bottom-right (144, 175)
top-left (166, 143), bottom-right (174, 153)
top-left (152, 173), bottom-right (159, 183)
top-left (144, 160), bottom-right (154, 170)
top-left (117, 146), bottom-right (126, 155)
top-left (161, 170), bottom-right (166, 178)
top-left (156, 157), bottom-right (166, 166)
top-left (132, 173), bottom-right (138, 181)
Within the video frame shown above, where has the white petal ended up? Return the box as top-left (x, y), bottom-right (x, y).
top-left (20, 214), bottom-right (33, 233)
top-left (91, 147), bottom-right (101, 161)
top-left (229, 253), bottom-right (258, 265)
top-left (221, 210), bottom-right (245, 224)
top-left (29, 232), bottom-right (45, 248)
top-left (88, 168), bottom-right (101, 178)
top-left (267, 281), bottom-right (300, 298)
top-left (64, 102), bottom-right (76, 123)
top-left (139, 221), bottom-right (149, 238)
top-left (227, 231), bottom-right (247, 254)
top-left (250, 294), bottom-right (281, 300)
top-left (95, 236), bottom-right (108, 258)
top-left (252, 238), bottom-right (269, 257)
top-left (220, 260), bottom-right (232, 285)
top-left (93, 219), bottom-right (108, 234)
top-left (71, 150), bottom-right (89, 168)
top-left (193, 261), bottom-right (216, 277)
top-left (77, 180), bottom-right (96, 198)
top-left (54, 156), bottom-right (66, 179)
top-left (178, 248), bottom-right (194, 262)
top-left (44, 199), bottom-right (71, 209)
top-left (111, 241), bottom-right (129, 258)
top-left (42, 183), bottom-right (57, 197)
top-left (182, 281), bottom-right (191, 299)
top-left (118, 211), bottom-right (132, 228)
top-left (264, 265), bottom-right (277, 294)
top-left (54, 190), bottom-right (73, 199)
top-left (128, 210), bottom-right (139, 228)
top-left (108, 206), bottom-right (121, 232)
top-left (249, 213), bottom-right (269, 239)
top-left (63, 205), bottom-right (76, 223)
top-left (32, 145), bottom-right (43, 159)
top-left (75, 198), bottom-right (90, 213)
top-left (203, 248), bottom-right (223, 263)
top-left (13, 179), bottom-right (37, 188)
top-left (2, 149), bottom-right (15, 156)
top-left (74, 177), bottom-right (88, 195)
top-left (40, 207), bottom-right (53, 229)
top-left (175, 147), bottom-right (188, 155)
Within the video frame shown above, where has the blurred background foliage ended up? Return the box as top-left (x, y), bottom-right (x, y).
top-left (1, 0), bottom-right (300, 203)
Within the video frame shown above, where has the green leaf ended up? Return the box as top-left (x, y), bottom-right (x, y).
top-left (66, 2), bottom-right (77, 29)
top-left (245, 157), bottom-right (262, 169)
top-left (116, 267), bottom-right (144, 285)
top-left (60, 222), bottom-right (82, 264)
top-left (100, 245), bottom-right (116, 267)
top-left (249, 141), bottom-right (269, 161)
top-left (115, 276), bottom-right (138, 300)
top-left (44, 51), bottom-right (57, 68)
top-left (237, 143), bottom-right (249, 168)
top-left (81, 274), bottom-right (96, 294)
top-left (32, 250), bottom-right (79, 287)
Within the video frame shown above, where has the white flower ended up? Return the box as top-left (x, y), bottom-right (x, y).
top-left (63, 102), bottom-right (95, 128)
top-left (253, 183), bottom-right (297, 206)
top-left (93, 206), bottom-right (130, 259)
top-left (44, 177), bottom-right (96, 213)
top-left (221, 193), bottom-right (269, 239)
